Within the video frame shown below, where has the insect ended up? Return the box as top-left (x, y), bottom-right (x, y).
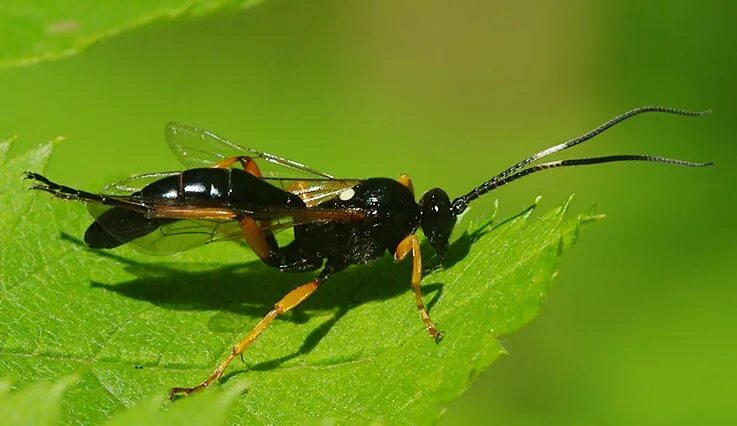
top-left (25, 106), bottom-right (711, 398)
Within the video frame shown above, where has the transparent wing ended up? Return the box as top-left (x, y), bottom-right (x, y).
top-left (165, 122), bottom-right (334, 179)
top-left (82, 168), bottom-right (364, 255)
top-left (85, 197), bottom-right (365, 256)
top-left (82, 171), bottom-right (230, 255)
top-left (121, 219), bottom-right (244, 255)
top-left (264, 177), bottom-right (363, 207)
top-left (97, 171), bottom-right (180, 196)
top-left (84, 171), bottom-right (180, 250)
top-left (89, 204), bottom-right (364, 255)
top-left (87, 196), bottom-right (246, 255)
top-left (231, 204), bottom-right (366, 223)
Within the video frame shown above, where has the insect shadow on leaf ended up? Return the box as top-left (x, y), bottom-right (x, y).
top-left (61, 232), bottom-right (448, 372)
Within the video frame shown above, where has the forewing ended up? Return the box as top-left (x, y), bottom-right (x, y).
top-left (83, 170), bottom-right (364, 255)
top-left (87, 198), bottom-right (244, 256)
top-left (86, 172), bottom-right (170, 225)
top-left (122, 219), bottom-right (243, 255)
top-left (240, 204), bottom-right (365, 236)
top-left (89, 203), bottom-right (364, 255)
top-left (82, 171), bottom-right (218, 255)
top-left (79, 171), bottom-right (181, 203)
top-left (264, 178), bottom-right (362, 207)
top-left (99, 171), bottom-right (180, 196)
top-left (165, 122), bottom-right (334, 179)
top-left (246, 205), bottom-right (366, 223)
top-left (86, 199), bottom-right (363, 256)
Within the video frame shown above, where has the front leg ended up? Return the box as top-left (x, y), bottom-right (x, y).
top-left (394, 234), bottom-right (444, 342)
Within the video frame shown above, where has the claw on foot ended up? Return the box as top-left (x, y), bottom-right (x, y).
top-left (429, 327), bottom-right (445, 343)
top-left (168, 384), bottom-right (203, 400)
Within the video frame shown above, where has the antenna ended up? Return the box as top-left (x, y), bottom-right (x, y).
top-left (451, 106), bottom-right (712, 215)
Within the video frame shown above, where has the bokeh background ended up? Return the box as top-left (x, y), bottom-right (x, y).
top-left (1, 0), bottom-right (735, 424)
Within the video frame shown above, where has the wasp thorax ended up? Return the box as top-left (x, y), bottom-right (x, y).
top-left (419, 188), bottom-right (456, 261)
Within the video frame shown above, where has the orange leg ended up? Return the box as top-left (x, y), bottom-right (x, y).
top-left (213, 156), bottom-right (262, 177)
top-left (169, 269), bottom-right (333, 399)
top-left (240, 217), bottom-right (272, 262)
top-left (397, 173), bottom-right (414, 196)
top-left (394, 234), bottom-right (443, 342)
top-left (212, 156), bottom-right (278, 256)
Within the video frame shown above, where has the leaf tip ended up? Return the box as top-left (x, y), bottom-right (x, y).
top-left (29, 138), bottom-right (61, 161)
top-left (580, 203), bottom-right (605, 224)
top-left (582, 213), bottom-right (606, 223)
top-left (560, 193), bottom-right (575, 214)
top-left (1, 135), bottom-right (18, 144)
top-left (48, 135), bottom-right (66, 146)
top-left (0, 137), bottom-right (14, 163)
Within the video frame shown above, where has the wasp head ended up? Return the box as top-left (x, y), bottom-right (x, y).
top-left (419, 188), bottom-right (457, 262)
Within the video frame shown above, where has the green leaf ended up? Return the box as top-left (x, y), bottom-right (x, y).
top-left (0, 0), bottom-right (265, 68)
top-left (0, 376), bottom-right (78, 426)
top-left (0, 376), bottom-right (247, 426)
top-left (0, 143), bottom-right (598, 424)
top-left (103, 382), bottom-right (248, 426)
top-left (0, 137), bottom-right (12, 163)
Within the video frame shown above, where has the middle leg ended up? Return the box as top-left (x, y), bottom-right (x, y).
top-left (212, 156), bottom-right (282, 259)
top-left (397, 173), bottom-right (414, 196)
top-left (210, 155), bottom-right (293, 265)
top-left (213, 156), bottom-right (262, 177)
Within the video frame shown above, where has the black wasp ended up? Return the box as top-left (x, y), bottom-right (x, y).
top-left (25, 106), bottom-right (711, 398)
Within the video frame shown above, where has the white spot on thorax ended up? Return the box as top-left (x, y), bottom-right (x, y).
top-left (339, 188), bottom-right (356, 201)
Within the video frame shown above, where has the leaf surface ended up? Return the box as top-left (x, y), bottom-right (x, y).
top-left (0, 0), bottom-right (265, 67)
top-left (0, 143), bottom-right (597, 424)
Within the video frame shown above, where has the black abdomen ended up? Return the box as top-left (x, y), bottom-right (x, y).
top-left (137, 168), bottom-right (300, 207)
top-left (85, 168), bottom-right (302, 249)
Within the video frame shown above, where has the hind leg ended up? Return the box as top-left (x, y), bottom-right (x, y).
top-left (169, 262), bottom-right (344, 399)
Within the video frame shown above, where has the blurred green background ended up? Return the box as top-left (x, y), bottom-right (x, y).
top-left (1, 0), bottom-right (735, 424)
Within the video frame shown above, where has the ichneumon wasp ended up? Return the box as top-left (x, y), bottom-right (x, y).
top-left (25, 106), bottom-right (712, 398)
